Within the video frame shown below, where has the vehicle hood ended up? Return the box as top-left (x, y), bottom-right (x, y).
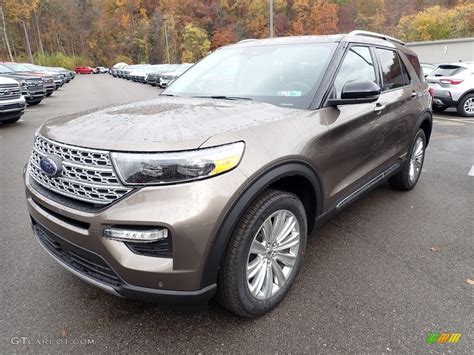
top-left (40, 96), bottom-right (297, 152)
top-left (0, 73), bottom-right (41, 81)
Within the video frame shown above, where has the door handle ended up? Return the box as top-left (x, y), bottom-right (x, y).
top-left (374, 103), bottom-right (386, 113)
top-left (411, 91), bottom-right (418, 98)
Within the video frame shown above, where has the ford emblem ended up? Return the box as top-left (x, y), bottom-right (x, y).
top-left (39, 155), bottom-right (63, 178)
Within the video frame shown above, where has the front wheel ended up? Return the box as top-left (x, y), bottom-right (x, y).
top-left (389, 129), bottom-right (426, 191)
top-left (217, 189), bottom-right (307, 317)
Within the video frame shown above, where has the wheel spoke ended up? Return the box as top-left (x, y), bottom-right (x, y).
top-left (271, 258), bottom-right (286, 286)
top-left (247, 256), bottom-right (264, 279)
top-left (250, 240), bottom-right (266, 255)
top-left (262, 219), bottom-right (273, 242)
top-left (276, 216), bottom-right (296, 243)
top-left (249, 261), bottom-right (266, 295)
top-left (274, 232), bottom-right (300, 251)
top-left (263, 262), bottom-right (273, 299)
top-left (269, 211), bottom-right (285, 243)
top-left (275, 252), bottom-right (296, 267)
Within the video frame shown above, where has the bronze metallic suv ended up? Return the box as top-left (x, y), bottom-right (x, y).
top-left (25, 31), bottom-right (432, 317)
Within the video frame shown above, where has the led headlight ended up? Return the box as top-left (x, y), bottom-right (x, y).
top-left (111, 142), bottom-right (245, 185)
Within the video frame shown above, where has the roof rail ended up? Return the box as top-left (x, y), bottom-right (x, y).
top-left (349, 30), bottom-right (405, 46)
top-left (238, 39), bottom-right (257, 43)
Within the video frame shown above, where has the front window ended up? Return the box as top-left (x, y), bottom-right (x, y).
top-left (164, 43), bottom-right (336, 109)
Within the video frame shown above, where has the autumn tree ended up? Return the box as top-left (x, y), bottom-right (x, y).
top-left (308, 0), bottom-right (339, 35)
top-left (181, 23), bottom-right (210, 63)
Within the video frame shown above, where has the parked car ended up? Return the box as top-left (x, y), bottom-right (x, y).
top-left (420, 63), bottom-right (437, 78)
top-left (426, 62), bottom-right (474, 116)
top-left (0, 64), bottom-right (46, 105)
top-left (1, 62), bottom-right (56, 97)
top-left (25, 31), bottom-right (432, 317)
top-left (158, 63), bottom-right (194, 88)
top-left (0, 76), bottom-right (26, 124)
top-left (93, 66), bottom-right (109, 74)
top-left (146, 64), bottom-right (179, 86)
top-left (74, 66), bottom-right (94, 74)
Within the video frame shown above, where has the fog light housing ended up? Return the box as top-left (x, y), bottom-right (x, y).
top-left (103, 227), bottom-right (168, 243)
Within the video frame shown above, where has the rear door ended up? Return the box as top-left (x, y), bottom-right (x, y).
top-left (373, 47), bottom-right (420, 161)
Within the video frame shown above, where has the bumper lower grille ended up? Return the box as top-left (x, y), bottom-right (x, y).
top-left (29, 135), bottom-right (132, 205)
top-left (33, 222), bottom-right (122, 287)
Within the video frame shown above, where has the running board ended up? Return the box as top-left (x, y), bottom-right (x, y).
top-left (336, 163), bottom-right (401, 210)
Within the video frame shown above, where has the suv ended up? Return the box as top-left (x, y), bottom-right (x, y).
top-left (0, 76), bottom-right (26, 124)
top-left (24, 31), bottom-right (432, 317)
top-left (1, 62), bottom-right (56, 97)
top-left (426, 62), bottom-right (474, 116)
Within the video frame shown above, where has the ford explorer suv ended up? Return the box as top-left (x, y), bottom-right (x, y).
top-left (0, 64), bottom-right (46, 105)
top-left (426, 62), bottom-right (474, 117)
top-left (0, 76), bottom-right (26, 124)
top-left (25, 31), bottom-right (432, 317)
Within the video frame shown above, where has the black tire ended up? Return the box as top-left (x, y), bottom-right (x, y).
top-left (46, 92), bottom-right (52, 97)
top-left (217, 189), bottom-right (307, 317)
top-left (0, 115), bottom-right (21, 124)
top-left (456, 93), bottom-right (474, 117)
top-left (388, 129), bottom-right (426, 191)
top-left (27, 100), bottom-right (42, 106)
top-left (432, 106), bottom-right (447, 113)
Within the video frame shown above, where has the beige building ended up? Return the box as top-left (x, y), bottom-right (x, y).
top-left (406, 37), bottom-right (474, 64)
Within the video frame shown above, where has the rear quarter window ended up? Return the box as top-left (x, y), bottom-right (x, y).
top-left (405, 52), bottom-right (423, 81)
top-left (431, 65), bottom-right (466, 77)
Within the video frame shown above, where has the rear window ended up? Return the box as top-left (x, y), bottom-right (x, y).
top-left (431, 65), bottom-right (465, 77)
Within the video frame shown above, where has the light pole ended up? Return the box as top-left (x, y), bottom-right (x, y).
top-left (163, 15), bottom-right (170, 64)
top-left (269, 0), bottom-right (274, 38)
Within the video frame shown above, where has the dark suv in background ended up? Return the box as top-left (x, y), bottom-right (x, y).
top-left (25, 31), bottom-right (431, 317)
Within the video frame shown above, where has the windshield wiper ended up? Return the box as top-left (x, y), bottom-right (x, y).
top-left (192, 95), bottom-right (253, 101)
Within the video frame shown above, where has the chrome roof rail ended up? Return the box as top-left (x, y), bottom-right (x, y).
top-left (349, 30), bottom-right (405, 46)
top-left (238, 39), bottom-right (257, 43)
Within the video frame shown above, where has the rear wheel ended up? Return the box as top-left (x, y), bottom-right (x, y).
top-left (456, 94), bottom-right (474, 117)
top-left (389, 129), bottom-right (426, 191)
top-left (217, 189), bottom-right (307, 317)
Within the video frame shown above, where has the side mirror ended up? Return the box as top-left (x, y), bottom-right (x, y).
top-left (327, 80), bottom-right (381, 106)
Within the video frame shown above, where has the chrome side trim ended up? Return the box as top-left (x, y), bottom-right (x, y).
top-left (336, 163), bottom-right (401, 210)
top-left (33, 230), bottom-right (124, 298)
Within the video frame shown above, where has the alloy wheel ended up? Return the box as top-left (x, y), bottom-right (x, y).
top-left (409, 136), bottom-right (424, 184)
top-left (246, 209), bottom-right (301, 300)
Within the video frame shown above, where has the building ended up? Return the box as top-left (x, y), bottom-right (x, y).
top-left (406, 37), bottom-right (474, 64)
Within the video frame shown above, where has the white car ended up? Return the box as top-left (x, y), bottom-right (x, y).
top-left (426, 62), bottom-right (474, 116)
top-left (0, 76), bottom-right (26, 124)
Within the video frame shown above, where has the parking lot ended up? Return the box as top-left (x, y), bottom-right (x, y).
top-left (1, 75), bottom-right (472, 352)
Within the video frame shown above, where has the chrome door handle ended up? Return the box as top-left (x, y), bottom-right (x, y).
top-left (411, 91), bottom-right (418, 98)
top-left (374, 103), bottom-right (386, 113)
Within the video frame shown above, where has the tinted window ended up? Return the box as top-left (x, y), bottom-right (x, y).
top-left (333, 46), bottom-right (376, 99)
top-left (376, 48), bottom-right (405, 91)
top-left (431, 65), bottom-right (465, 77)
top-left (401, 59), bottom-right (411, 85)
top-left (165, 43), bottom-right (336, 109)
top-left (405, 52), bottom-right (423, 81)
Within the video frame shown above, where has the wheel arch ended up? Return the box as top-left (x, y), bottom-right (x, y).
top-left (200, 160), bottom-right (323, 288)
top-left (416, 109), bottom-right (433, 146)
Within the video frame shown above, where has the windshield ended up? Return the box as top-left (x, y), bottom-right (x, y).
top-left (0, 64), bottom-right (14, 74)
top-left (3, 63), bottom-right (30, 72)
top-left (164, 43), bottom-right (335, 109)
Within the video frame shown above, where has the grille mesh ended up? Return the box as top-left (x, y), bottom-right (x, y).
top-left (29, 135), bottom-right (132, 205)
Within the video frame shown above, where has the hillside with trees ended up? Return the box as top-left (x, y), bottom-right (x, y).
top-left (0, 0), bottom-right (473, 68)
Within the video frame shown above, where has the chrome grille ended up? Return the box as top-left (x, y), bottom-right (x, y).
top-left (26, 79), bottom-right (44, 89)
top-left (29, 135), bottom-right (132, 205)
top-left (0, 86), bottom-right (21, 100)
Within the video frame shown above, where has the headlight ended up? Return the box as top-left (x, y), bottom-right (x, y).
top-left (111, 142), bottom-right (245, 185)
top-left (18, 80), bottom-right (27, 88)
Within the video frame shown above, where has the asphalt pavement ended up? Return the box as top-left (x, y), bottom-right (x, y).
top-left (1, 75), bottom-right (472, 353)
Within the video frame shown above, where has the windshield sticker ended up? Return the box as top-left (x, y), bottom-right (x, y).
top-left (278, 91), bottom-right (302, 97)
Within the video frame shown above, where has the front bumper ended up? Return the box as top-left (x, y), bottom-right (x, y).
top-left (22, 89), bottom-right (46, 101)
top-left (0, 96), bottom-right (26, 120)
top-left (24, 166), bottom-right (246, 303)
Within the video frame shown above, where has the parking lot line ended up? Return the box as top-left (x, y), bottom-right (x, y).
top-left (468, 166), bottom-right (474, 177)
